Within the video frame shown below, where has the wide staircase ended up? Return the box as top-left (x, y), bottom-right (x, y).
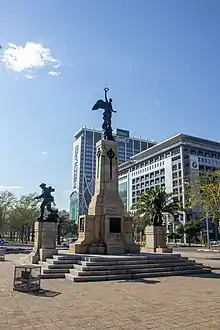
top-left (39, 253), bottom-right (211, 282)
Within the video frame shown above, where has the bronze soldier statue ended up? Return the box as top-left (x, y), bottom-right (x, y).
top-left (35, 183), bottom-right (56, 221)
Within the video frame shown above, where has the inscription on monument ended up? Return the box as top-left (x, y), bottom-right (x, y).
top-left (109, 217), bottom-right (121, 233)
top-left (79, 217), bottom-right (85, 232)
top-left (106, 207), bottom-right (117, 213)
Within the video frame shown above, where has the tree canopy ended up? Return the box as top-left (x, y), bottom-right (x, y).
top-left (131, 187), bottom-right (181, 227)
top-left (0, 191), bottom-right (40, 242)
top-left (185, 169), bottom-right (220, 228)
top-left (176, 220), bottom-right (203, 246)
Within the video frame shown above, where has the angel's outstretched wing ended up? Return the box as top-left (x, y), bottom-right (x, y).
top-left (92, 99), bottom-right (107, 111)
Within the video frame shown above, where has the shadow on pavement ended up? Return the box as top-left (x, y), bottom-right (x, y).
top-left (118, 279), bottom-right (160, 284)
top-left (186, 272), bottom-right (220, 279)
top-left (26, 289), bottom-right (61, 298)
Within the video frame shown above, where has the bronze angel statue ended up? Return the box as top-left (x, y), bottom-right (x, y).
top-left (92, 88), bottom-right (116, 140)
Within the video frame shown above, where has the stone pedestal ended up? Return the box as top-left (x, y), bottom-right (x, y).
top-left (70, 139), bottom-right (140, 255)
top-left (0, 248), bottom-right (5, 261)
top-left (145, 226), bottom-right (172, 253)
top-left (28, 221), bottom-right (57, 263)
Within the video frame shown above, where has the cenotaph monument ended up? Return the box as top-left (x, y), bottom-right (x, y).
top-left (70, 88), bottom-right (140, 255)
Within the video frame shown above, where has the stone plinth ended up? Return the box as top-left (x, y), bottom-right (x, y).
top-left (70, 139), bottom-right (140, 255)
top-left (28, 221), bottom-right (57, 263)
top-left (145, 226), bottom-right (172, 253)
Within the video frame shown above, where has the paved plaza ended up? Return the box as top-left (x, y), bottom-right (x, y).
top-left (0, 254), bottom-right (220, 330)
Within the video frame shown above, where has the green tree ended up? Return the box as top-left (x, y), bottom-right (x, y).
top-left (131, 187), bottom-right (181, 227)
top-left (0, 191), bottom-right (16, 235)
top-left (8, 193), bottom-right (39, 242)
top-left (167, 232), bottom-right (182, 243)
top-left (57, 218), bottom-right (78, 244)
top-left (185, 170), bottom-right (220, 234)
top-left (176, 220), bottom-right (203, 246)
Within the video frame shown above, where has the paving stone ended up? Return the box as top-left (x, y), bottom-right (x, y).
top-left (1, 257), bottom-right (220, 329)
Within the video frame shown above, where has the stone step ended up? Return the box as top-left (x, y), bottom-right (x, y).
top-left (77, 257), bottom-right (188, 267)
top-left (39, 261), bottom-right (75, 269)
top-left (79, 254), bottom-right (182, 262)
top-left (70, 264), bottom-right (203, 277)
top-left (66, 268), bottom-right (211, 282)
top-left (73, 261), bottom-right (198, 272)
top-left (52, 254), bottom-right (81, 261)
top-left (52, 253), bottom-right (182, 262)
top-left (41, 273), bottom-right (66, 279)
top-left (46, 258), bottom-right (78, 265)
top-left (42, 268), bottom-right (70, 274)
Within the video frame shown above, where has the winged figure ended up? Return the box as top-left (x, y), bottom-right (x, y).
top-left (92, 88), bottom-right (116, 141)
top-left (92, 99), bottom-right (106, 111)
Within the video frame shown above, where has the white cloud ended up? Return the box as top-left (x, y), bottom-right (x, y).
top-left (48, 70), bottom-right (60, 77)
top-left (1, 42), bottom-right (61, 78)
top-left (24, 73), bottom-right (34, 79)
top-left (41, 151), bottom-right (49, 159)
top-left (0, 186), bottom-right (21, 189)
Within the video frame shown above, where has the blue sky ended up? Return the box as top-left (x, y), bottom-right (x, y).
top-left (1, 0), bottom-right (220, 210)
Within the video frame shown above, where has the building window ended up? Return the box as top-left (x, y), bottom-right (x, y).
top-left (172, 155), bottom-right (181, 161)
top-left (173, 188), bottom-right (178, 194)
top-left (172, 164), bottom-right (177, 171)
top-left (161, 184), bottom-right (165, 190)
top-left (173, 180), bottom-right (178, 187)
top-left (172, 172), bottom-right (178, 179)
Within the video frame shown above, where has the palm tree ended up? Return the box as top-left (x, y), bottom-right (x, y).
top-left (132, 187), bottom-right (181, 227)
